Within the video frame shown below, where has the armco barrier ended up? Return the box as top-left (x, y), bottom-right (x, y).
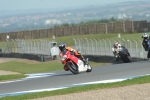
top-left (84, 55), bottom-right (146, 63)
top-left (0, 53), bottom-right (146, 63)
top-left (0, 53), bottom-right (55, 62)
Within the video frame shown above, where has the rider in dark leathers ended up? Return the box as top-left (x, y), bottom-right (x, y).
top-left (142, 33), bottom-right (150, 51)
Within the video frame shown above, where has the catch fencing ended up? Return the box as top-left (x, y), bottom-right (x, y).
top-left (73, 38), bottom-right (147, 60)
top-left (4, 39), bottom-right (59, 56)
top-left (2, 38), bottom-right (148, 61)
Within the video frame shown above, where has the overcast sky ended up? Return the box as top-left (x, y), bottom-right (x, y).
top-left (0, 0), bottom-right (138, 11)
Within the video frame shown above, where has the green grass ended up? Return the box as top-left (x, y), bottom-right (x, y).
top-left (0, 60), bottom-right (110, 81)
top-left (0, 74), bottom-right (25, 81)
top-left (0, 75), bottom-right (150, 100)
top-left (0, 60), bottom-right (108, 74)
top-left (0, 60), bottom-right (62, 74)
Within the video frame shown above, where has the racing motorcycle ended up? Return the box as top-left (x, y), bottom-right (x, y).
top-left (61, 50), bottom-right (92, 74)
top-left (117, 46), bottom-right (132, 63)
top-left (142, 39), bottom-right (150, 59)
top-left (147, 40), bottom-right (150, 59)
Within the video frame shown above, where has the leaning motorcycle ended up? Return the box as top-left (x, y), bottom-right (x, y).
top-left (117, 46), bottom-right (132, 63)
top-left (61, 50), bottom-right (92, 74)
top-left (142, 39), bottom-right (150, 59)
top-left (147, 40), bottom-right (150, 59)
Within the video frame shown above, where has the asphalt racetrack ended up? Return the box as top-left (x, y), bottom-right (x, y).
top-left (0, 60), bottom-right (150, 97)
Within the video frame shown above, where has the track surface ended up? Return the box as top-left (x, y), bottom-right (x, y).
top-left (0, 60), bottom-right (149, 95)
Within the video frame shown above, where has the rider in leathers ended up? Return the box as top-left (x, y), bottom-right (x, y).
top-left (142, 33), bottom-right (150, 51)
top-left (112, 42), bottom-right (122, 61)
top-left (59, 42), bottom-right (86, 71)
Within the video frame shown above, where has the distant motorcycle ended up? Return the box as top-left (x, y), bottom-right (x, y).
top-left (142, 39), bottom-right (150, 59)
top-left (117, 46), bottom-right (132, 63)
top-left (146, 40), bottom-right (150, 59)
top-left (61, 50), bottom-right (92, 74)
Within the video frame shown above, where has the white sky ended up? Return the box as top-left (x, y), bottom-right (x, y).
top-left (0, 0), bottom-right (138, 11)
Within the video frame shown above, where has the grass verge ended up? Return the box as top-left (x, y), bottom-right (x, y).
top-left (0, 74), bottom-right (25, 81)
top-left (0, 60), bottom-right (111, 81)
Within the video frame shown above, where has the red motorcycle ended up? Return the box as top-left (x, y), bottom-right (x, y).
top-left (61, 50), bottom-right (92, 74)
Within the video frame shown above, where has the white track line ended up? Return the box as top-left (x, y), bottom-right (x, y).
top-left (0, 74), bottom-right (150, 98)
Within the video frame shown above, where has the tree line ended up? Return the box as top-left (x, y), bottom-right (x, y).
top-left (53, 17), bottom-right (131, 27)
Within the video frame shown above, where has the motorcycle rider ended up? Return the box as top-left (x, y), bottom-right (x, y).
top-left (142, 33), bottom-right (150, 51)
top-left (112, 41), bottom-right (122, 61)
top-left (58, 42), bottom-right (86, 71)
top-left (112, 41), bottom-right (130, 61)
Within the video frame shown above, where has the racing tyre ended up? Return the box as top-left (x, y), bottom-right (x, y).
top-left (147, 50), bottom-right (150, 59)
top-left (86, 64), bottom-right (92, 72)
top-left (126, 55), bottom-right (132, 62)
top-left (67, 61), bottom-right (79, 74)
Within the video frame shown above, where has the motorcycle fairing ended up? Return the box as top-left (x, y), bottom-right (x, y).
top-left (61, 50), bottom-right (88, 72)
top-left (69, 55), bottom-right (87, 72)
top-left (61, 50), bottom-right (78, 64)
top-left (148, 40), bottom-right (150, 50)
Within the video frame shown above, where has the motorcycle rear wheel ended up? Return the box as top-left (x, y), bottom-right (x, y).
top-left (86, 64), bottom-right (92, 72)
top-left (126, 55), bottom-right (132, 62)
top-left (67, 61), bottom-right (79, 74)
top-left (147, 50), bottom-right (150, 59)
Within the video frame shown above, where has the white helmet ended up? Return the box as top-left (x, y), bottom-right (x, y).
top-left (142, 33), bottom-right (149, 39)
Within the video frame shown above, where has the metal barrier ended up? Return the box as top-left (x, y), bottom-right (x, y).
top-left (2, 38), bottom-right (148, 61)
top-left (73, 38), bottom-right (148, 60)
top-left (4, 39), bottom-right (59, 56)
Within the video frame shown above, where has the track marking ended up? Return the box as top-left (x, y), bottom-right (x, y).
top-left (0, 74), bottom-right (150, 98)
top-left (0, 73), bottom-right (57, 84)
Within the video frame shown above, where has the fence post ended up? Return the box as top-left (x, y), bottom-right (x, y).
top-left (105, 23), bottom-right (108, 34)
top-left (94, 38), bottom-right (97, 55)
top-left (122, 38), bottom-right (126, 47)
top-left (79, 26), bottom-right (81, 35)
top-left (73, 38), bottom-right (77, 49)
top-left (127, 39), bottom-right (132, 55)
top-left (90, 39), bottom-right (93, 55)
top-left (95, 24), bottom-right (98, 34)
top-left (77, 38), bottom-right (81, 51)
top-left (70, 26), bottom-right (73, 35)
top-left (133, 40), bottom-right (138, 61)
top-left (132, 21), bottom-right (134, 32)
top-left (102, 39), bottom-right (107, 56)
top-left (98, 39), bottom-right (102, 55)
top-left (86, 24), bottom-right (89, 34)
top-left (123, 21), bottom-right (125, 33)
top-left (107, 39), bottom-right (112, 56)
top-left (84, 38), bottom-right (89, 55)
top-left (139, 39), bottom-right (144, 60)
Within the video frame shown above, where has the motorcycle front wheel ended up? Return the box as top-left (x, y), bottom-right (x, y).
top-left (147, 50), bottom-right (150, 59)
top-left (67, 61), bottom-right (79, 74)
